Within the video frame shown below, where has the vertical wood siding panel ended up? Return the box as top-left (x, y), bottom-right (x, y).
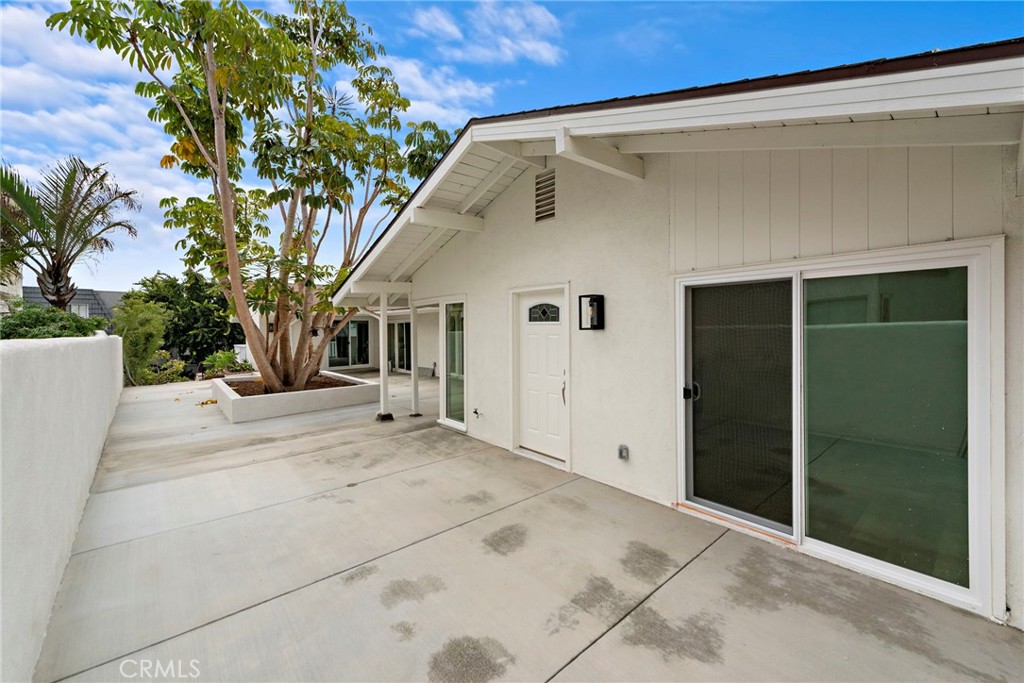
top-left (832, 148), bottom-right (869, 254)
top-left (695, 152), bottom-right (720, 269)
top-left (953, 146), bottom-right (1003, 238)
top-left (868, 147), bottom-right (909, 249)
top-left (908, 146), bottom-right (953, 244)
top-left (718, 151), bottom-right (744, 266)
top-left (798, 149), bottom-right (833, 257)
top-left (672, 153), bottom-right (697, 272)
top-left (742, 151), bottom-right (771, 264)
top-left (770, 150), bottom-right (800, 261)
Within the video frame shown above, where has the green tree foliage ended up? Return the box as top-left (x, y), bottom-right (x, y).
top-left (125, 270), bottom-right (245, 364)
top-left (113, 299), bottom-right (181, 386)
top-left (0, 300), bottom-right (105, 339)
top-left (0, 157), bottom-right (139, 310)
top-left (49, 1), bottom-right (452, 393)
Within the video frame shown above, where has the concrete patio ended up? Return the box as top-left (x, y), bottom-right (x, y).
top-left (35, 373), bottom-right (1021, 682)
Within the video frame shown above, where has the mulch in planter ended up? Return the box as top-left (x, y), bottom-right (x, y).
top-left (228, 375), bottom-right (356, 397)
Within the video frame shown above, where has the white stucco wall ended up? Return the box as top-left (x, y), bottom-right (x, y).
top-left (1, 333), bottom-right (123, 681)
top-left (409, 142), bottom-right (1022, 626)
top-left (413, 154), bottom-right (675, 502)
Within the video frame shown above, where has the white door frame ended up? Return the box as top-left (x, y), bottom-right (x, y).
top-left (437, 295), bottom-right (468, 433)
top-left (510, 283), bottom-right (572, 472)
top-left (674, 236), bottom-right (1004, 620)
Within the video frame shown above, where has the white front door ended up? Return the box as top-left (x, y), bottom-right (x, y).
top-left (517, 290), bottom-right (568, 461)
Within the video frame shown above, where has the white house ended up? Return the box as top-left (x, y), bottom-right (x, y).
top-left (333, 39), bottom-right (1024, 628)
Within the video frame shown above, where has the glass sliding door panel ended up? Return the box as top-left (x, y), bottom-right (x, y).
top-left (689, 280), bottom-right (793, 530)
top-left (328, 323), bottom-right (351, 367)
top-left (804, 267), bottom-right (969, 586)
top-left (397, 322), bottom-right (411, 371)
top-left (445, 303), bottom-right (465, 423)
top-left (353, 320), bottom-right (370, 365)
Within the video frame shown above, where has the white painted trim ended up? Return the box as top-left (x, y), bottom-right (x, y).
top-left (615, 112), bottom-right (1022, 153)
top-left (554, 127), bottom-right (644, 181)
top-left (472, 58), bottom-right (1024, 140)
top-left (409, 207), bottom-right (484, 233)
top-left (351, 281), bottom-right (413, 294)
top-left (458, 157), bottom-right (516, 213)
top-left (473, 139), bottom-right (545, 168)
top-left (673, 235), bottom-right (1005, 620)
top-left (509, 283), bottom-right (572, 472)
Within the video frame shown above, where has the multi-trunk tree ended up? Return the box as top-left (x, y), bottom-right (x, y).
top-left (49, 0), bottom-right (452, 392)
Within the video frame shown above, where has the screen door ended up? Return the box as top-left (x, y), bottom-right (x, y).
top-left (685, 279), bottom-right (794, 533)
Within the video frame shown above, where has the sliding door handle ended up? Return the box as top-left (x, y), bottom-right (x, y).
top-left (683, 382), bottom-right (702, 401)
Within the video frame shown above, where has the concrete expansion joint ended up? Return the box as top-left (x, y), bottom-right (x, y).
top-left (543, 529), bottom-right (730, 683)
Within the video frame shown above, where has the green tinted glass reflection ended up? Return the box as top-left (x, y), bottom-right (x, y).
top-left (804, 267), bottom-right (969, 586)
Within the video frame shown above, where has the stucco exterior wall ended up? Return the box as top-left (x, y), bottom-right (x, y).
top-left (412, 154), bottom-right (675, 502)
top-left (1, 333), bottom-right (123, 681)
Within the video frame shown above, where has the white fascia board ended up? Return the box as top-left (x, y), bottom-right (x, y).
top-left (615, 111), bottom-right (1023, 153)
top-left (471, 58), bottom-right (1024, 141)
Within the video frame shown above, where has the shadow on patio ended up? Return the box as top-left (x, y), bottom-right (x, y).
top-left (35, 374), bottom-right (1021, 682)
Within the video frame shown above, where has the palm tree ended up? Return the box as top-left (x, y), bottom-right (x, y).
top-left (0, 157), bottom-right (140, 309)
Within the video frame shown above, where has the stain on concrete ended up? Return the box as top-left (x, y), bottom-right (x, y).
top-left (305, 492), bottom-right (337, 503)
top-left (622, 606), bottom-right (724, 664)
top-left (725, 545), bottom-right (1007, 683)
top-left (570, 576), bottom-right (634, 624)
top-left (427, 636), bottom-right (516, 683)
top-left (546, 493), bottom-right (589, 512)
top-left (482, 524), bottom-right (528, 556)
top-left (341, 564), bottom-right (379, 585)
top-left (544, 604), bottom-right (581, 636)
top-left (380, 575), bottom-right (446, 609)
top-left (391, 621), bottom-right (417, 641)
top-left (405, 478), bottom-right (428, 488)
top-left (459, 490), bottom-right (495, 506)
top-left (620, 541), bottom-right (676, 584)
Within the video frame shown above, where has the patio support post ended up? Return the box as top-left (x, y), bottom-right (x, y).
top-left (376, 294), bottom-right (393, 421)
top-left (410, 302), bottom-right (421, 417)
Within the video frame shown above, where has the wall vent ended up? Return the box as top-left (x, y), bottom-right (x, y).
top-left (534, 169), bottom-right (555, 222)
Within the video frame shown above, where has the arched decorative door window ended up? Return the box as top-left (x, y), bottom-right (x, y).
top-left (528, 303), bottom-right (560, 323)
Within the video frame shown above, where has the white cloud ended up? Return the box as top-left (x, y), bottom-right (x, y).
top-left (335, 56), bottom-right (494, 127)
top-left (411, 2), bottom-right (564, 67)
top-left (408, 6), bottom-right (463, 42)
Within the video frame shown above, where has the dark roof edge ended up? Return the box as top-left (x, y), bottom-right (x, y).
top-left (467, 37), bottom-right (1024, 126)
top-left (335, 37), bottom-right (1024, 298)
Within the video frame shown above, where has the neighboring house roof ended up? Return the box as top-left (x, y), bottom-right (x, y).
top-left (22, 287), bottom-right (126, 320)
top-left (333, 37), bottom-right (1024, 308)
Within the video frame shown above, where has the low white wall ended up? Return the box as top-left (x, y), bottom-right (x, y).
top-left (1, 333), bottom-right (122, 682)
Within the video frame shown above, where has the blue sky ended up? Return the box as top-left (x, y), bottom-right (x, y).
top-left (2, 1), bottom-right (1021, 291)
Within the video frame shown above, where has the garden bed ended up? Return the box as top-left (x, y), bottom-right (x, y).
top-left (210, 370), bottom-right (378, 423)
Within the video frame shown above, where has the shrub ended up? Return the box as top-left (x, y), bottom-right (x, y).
top-left (0, 300), bottom-right (105, 339)
top-left (201, 349), bottom-right (254, 375)
top-left (134, 350), bottom-right (188, 386)
top-left (113, 299), bottom-right (168, 386)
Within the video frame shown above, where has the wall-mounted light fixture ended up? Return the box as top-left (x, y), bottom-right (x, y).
top-left (579, 294), bottom-right (604, 330)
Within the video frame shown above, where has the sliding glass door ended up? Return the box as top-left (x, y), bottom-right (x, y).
top-left (680, 246), bottom-right (991, 606)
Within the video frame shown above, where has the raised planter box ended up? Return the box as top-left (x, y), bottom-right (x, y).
top-left (211, 371), bottom-right (379, 423)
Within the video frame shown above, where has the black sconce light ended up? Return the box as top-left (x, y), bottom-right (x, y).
top-left (310, 327), bottom-right (320, 337)
top-left (579, 294), bottom-right (604, 330)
